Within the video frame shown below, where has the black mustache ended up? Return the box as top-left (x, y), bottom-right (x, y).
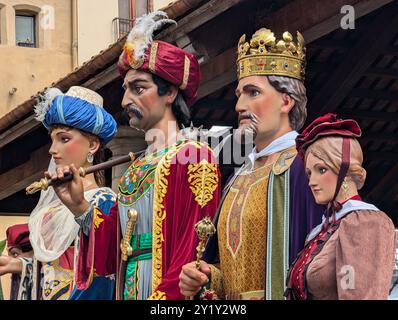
top-left (125, 105), bottom-right (143, 120)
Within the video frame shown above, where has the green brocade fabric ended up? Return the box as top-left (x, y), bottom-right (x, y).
top-left (124, 233), bottom-right (152, 300)
top-left (266, 170), bottom-right (290, 300)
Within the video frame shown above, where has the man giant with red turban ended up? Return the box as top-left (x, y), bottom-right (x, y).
top-left (53, 11), bottom-right (221, 300)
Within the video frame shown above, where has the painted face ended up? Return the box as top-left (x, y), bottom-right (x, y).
top-left (121, 69), bottom-right (168, 131)
top-left (49, 127), bottom-right (91, 168)
top-left (234, 76), bottom-right (285, 143)
top-left (305, 153), bottom-right (338, 205)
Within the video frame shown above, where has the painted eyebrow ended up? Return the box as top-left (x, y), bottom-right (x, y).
top-left (50, 131), bottom-right (71, 139)
top-left (306, 161), bottom-right (325, 170)
top-left (124, 78), bottom-right (149, 87)
top-left (310, 163), bottom-right (329, 172)
top-left (243, 84), bottom-right (261, 91)
top-left (313, 162), bottom-right (327, 168)
top-left (236, 84), bottom-right (261, 95)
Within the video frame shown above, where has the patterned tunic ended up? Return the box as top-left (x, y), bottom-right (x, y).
top-left (75, 140), bottom-right (221, 300)
top-left (217, 161), bottom-right (271, 298)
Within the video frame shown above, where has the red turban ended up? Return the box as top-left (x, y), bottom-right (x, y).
top-left (117, 11), bottom-right (201, 107)
top-left (118, 40), bottom-right (200, 108)
top-left (296, 113), bottom-right (362, 159)
top-left (6, 223), bottom-right (31, 249)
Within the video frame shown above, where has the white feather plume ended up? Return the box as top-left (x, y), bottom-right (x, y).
top-left (126, 10), bottom-right (177, 62)
top-left (34, 87), bottom-right (63, 122)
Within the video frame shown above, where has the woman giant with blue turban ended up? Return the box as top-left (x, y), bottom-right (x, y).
top-left (0, 86), bottom-right (118, 300)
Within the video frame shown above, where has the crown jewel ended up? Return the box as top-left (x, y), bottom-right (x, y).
top-left (237, 28), bottom-right (306, 81)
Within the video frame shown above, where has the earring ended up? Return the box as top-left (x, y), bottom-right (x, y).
top-left (341, 178), bottom-right (349, 199)
top-left (87, 152), bottom-right (94, 164)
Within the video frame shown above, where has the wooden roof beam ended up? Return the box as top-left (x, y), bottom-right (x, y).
top-left (0, 114), bottom-right (37, 149)
top-left (338, 109), bottom-right (398, 122)
top-left (0, 144), bottom-right (50, 200)
top-left (361, 132), bottom-right (398, 143)
top-left (350, 88), bottom-right (398, 101)
top-left (309, 1), bottom-right (398, 120)
top-left (366, 67), bottom-right (398, 80)
top-left (365, 162), bottom-right (398, 205)
top-left (198, 47), bottom-right (237, 99)
top-left (256, 0), bottom-right (393, 42)
top-left (157, 0), bottom-right (248, 44)
top-left (365, 150), bottom-right (398, 162)
top-left (198, 0), bottom-right (395, 104)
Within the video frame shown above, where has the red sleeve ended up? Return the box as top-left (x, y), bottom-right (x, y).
top-left (75, 201), bottom-right (119, 290)
top-left (149, 142), bottom-right (221, 300)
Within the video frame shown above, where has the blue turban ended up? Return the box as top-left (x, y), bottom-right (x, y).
top-left (42, 95), bottom-right (117, 145)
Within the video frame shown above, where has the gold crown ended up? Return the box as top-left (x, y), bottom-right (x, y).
top-left (237, 28), bottom-right (306, 81)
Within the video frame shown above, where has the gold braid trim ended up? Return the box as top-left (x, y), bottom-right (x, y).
top-left (151, 142), bottom-right (188, 293)
top-left (148, 290), bottom-right (166, 300)
top-left (149, 42), bottom-right (158, 74)
top-left (180, 55), bottom-right (190, 90)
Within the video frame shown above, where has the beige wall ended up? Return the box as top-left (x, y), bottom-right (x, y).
top-left (153, 0), bottom-right (175, 10)
top-left (77, 0), bottom-right (118, 66)
top-left (0, 0), bottom-right (72, 119)
top-left (0, 215), bottom-right (29, 300)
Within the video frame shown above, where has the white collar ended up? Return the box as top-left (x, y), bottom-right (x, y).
top-left (248, 131), bottom-right (298, 166)
top-left (306, 200), bottom-right (379, 242)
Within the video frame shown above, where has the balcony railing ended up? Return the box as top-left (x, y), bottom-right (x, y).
top-left (113, 17), bottom-right (135, 41)
top-left (17, 40), bottom-right (36, 48)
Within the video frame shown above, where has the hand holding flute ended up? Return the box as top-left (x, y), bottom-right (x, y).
top-left (43, 164), bottom-right (90, 217)
top-left (26, 152), bottom-right (138, 195)
top-left (26, 152), bottom-right (138, 217)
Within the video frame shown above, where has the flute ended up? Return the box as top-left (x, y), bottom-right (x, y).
top-left (26, 151), bottom-right (142, 195)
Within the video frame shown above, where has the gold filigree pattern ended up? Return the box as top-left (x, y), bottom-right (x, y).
top-left (188, 160), bottom-right (219, 208)
top-left (93, 207), bottom-right (104, 230)
top-left (148, 290), bottom-right (166, 300)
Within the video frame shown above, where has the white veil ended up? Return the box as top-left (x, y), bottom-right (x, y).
top-left (28, 157), bottom-right (80, 263)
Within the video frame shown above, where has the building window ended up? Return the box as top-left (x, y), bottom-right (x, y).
top-left (15, 13), bottom-right (36, 47)
top-left (113, 0), bottom-right (134, 41)
top-left (118, 0), bottom-right (131, 20)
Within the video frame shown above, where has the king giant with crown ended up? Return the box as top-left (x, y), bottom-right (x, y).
top-left (180, 26), bottom-right (324, 300)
